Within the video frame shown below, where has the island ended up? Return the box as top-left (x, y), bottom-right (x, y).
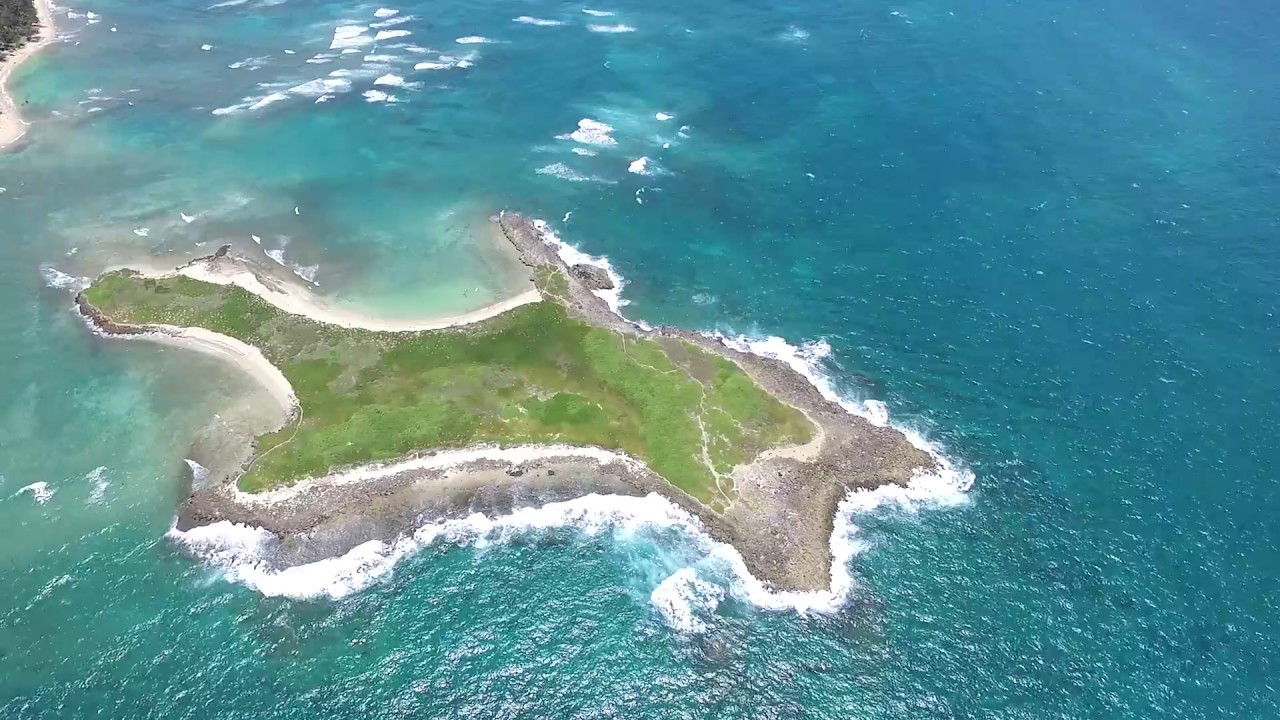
top-left (76, 214), bottom-right (934, 592)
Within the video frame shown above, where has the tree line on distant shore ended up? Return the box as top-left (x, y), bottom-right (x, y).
top-left (0, 0), bottom-right (39, 60)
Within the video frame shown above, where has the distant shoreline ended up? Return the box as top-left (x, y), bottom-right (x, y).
top-left (0, 0), bottom-right (55, 150)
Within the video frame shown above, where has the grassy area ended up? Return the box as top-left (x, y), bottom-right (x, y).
top-left (83, 271), bottom-right (813, 507)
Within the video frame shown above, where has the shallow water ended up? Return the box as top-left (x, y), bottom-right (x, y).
top-left (2, 0), bottom-right (1279, 717)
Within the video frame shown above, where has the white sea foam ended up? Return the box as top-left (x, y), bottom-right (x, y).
top-left (265, 248), bottom-right (286, 266)
top-left (41, 265), bottom-right (88, 290)
top-left (212, 91), bottom-right (290, 115)
top-left (558, 117), bottom-right (616, 146)
top-left (181, 212), bottom-right (197, 223)
top-left (536, 163), bottom-right (613, 184)
top-left (170, 492), bottom-right (693, 600)
top-left (363, 89), bottom-right (397, 103)
top-left (184, 458), bottom-right (211, 485)
top-left (373, 7), bottom-right (398, 18)
top-left (531, 219), bottom-right (630, 316)
top-left (362, 53), bottom-right (396, 63)
top-left (627, 156), bottom-right (649, 174)
top-left (373, 74), bottom-right (414, 88)
top-left (512, 16), bottom-right (564, 26)
top-left (374, 29), bottom-right (410, 41)
top-left (227, 55), bottom-right (271, 70)
top-left (200, 44), bottom-right (213, 51)
top-left (17, 482), bottom-right (54, 504)
top-left (86, 466), bottom-right (110, 504)
top-left (781, 25), bottom-right (810, 42)
top-left (587, 24), bottom-right (635, 33)
top-left (413, 52), bottom-right (474, 71)
top-left (582, 9), bottom-right (614, 17)
top-left (288, 78), bottom-right (351, 97)
top-left (330, 25), bottom-right (372, 50)
top-left (371, 14), bottom-right (413, 29)
top-left (651, 568), bottom-right (724, 633)
top-left (455, 36), bottom-right (497, 44)
top-left (571, 147), bottom-right (597, 157)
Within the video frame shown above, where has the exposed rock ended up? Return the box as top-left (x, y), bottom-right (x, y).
top-left (569, 263), bottom-right (614, 290)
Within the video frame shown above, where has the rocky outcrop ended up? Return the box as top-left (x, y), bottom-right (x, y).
top-left (569, 263), bottom-right (614, 290)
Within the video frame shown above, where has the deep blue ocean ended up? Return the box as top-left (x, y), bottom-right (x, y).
top-left (2, 0), bottom-right (1278, 717)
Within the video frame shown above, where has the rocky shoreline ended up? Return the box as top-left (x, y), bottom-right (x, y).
top-left (78, 213), bottom-right (934, 593)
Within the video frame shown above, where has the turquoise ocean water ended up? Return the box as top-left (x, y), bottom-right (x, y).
top-left (3, 0), bottom-right (1278, 716)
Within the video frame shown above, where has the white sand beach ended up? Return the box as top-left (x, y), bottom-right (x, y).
top-left (177, 255), bottom-right (543, 332)
top-left (0, 0), bottom-right (55, 149)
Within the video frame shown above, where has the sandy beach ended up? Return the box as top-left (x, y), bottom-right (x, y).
top-left (0, 0), bottom-right (55, 150)
top-left (178, 256), bottom-right (544, 332)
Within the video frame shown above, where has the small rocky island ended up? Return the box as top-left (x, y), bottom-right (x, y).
top-left (76, 214), bottom-right (933, 592)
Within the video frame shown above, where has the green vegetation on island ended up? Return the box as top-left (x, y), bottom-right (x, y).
top-left (0, 0), bottom-right (38, 58)
top-left (82, 268), bottom-right (813, 508)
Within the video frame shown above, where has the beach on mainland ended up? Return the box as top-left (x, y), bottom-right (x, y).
top-left (0, 0), bottom-right (54, 150)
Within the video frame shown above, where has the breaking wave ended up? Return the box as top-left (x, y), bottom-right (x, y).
top-left (512, 16), bottom-right (564, 27)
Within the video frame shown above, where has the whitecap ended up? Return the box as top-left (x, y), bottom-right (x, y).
top-left (557, 117), bottom-right (616, 146)
top-left (455, 36), bottom-right (497, 44)
top-left (371, 14), bottom-right (413, 29)
top-left (373, 29), bottom-right (410, 41)
top-left (208, 0), bottom-right (248, 7)
top-left (330, 25), bottom-right (372, 50)
top-left (587, 24), bottom-right (635, 33)
top-left (373, 7), bottom-right (398, 18)
top-left (227, 55), bottom-right (272, 70)
top-left (288, 78), bottom-right (351, 97)
top-left (781, 25), bottom-right (810, 42)
top-left (571, 147), bottom-right (597, 157)
top-left (265, 248), bottom-right (286, 266)
top-left (86, 466), bottom-right (110, 504)
top-left (213, 91), bottom-right (289, 115)
top-left (650, 567), bottom-right (724, 633)
top-left (535, 163), bottom-right (612, 184)
top-left (582, 9), bottom-right (614, 17)
top-left (627, 156), bottom-right (649, 174)
top-left (200, 44), bottom-right (213, 51)
top-left (512, 16), bottom-right (564, 26)
top-left (373, 74), bottom-right (413, 88)
top-left (180, 212), bottom-right (196, 223)
top-left (133, 228), bottom-right (150, 237)
top-left (655, 111), bottom-right (673, 121)
top-left (363, 89), bottom-right (397, 103)
top-left (17, 482), bottom-right (54, 504)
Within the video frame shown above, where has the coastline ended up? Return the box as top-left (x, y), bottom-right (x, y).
top-left (176, 253), bottom-right (543, 333)
top-left (76, 214), bottom-right (938, 594)
top-left (75, 294), bottom-right (299, 418)
top-left (0, 0), bottom-right (55, 150)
